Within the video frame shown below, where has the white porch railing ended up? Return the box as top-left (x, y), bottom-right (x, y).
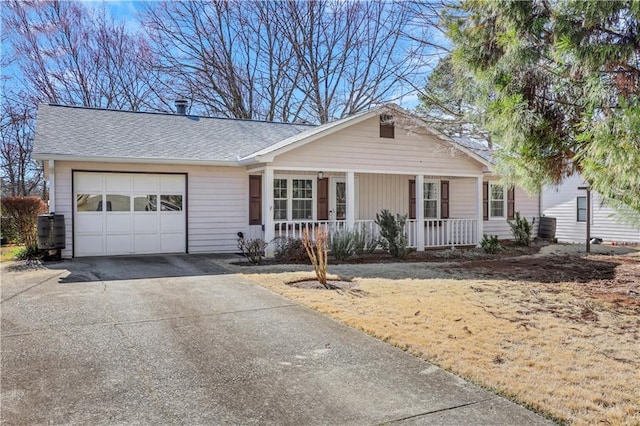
top-left (273, 219), bottom-right (478, 248)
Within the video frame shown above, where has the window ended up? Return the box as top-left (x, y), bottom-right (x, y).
top-left (77, 194), bottom-right (102, 212)
top-left (273, 177), bottom-right (314, 221)
top-left (106, 195), bottom-right (131, 212)
top-left (577, 196), bottom-right (587, 222)
top-left (424, 181), bottom-right (438, 218)
top-left (292, 179), bottom-right (313, 220)
top-left (134, 195), bottom-right (157, 211)
top-left (160, 195), bottom-right (182, 211)
top-left (380, 114), bottom-right (394, 138)
top-left (490, 183), bottom-right (505, 218)
top-left (273, 179), bottom-right (288, 220)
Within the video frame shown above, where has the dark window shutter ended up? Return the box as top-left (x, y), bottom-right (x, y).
top-left (483, 181), bottom-right (489, 221)
top-left (409, 179), bottom-right (416, 219)
top-left (317, 177), bottom-right (329, 220)
top-left (507, 186), bottom-right (515, 220)
top-left (440, 180), bottom-right (449, 219)
top-left (249, 175), bottom-right (262, 225)
top-left (380, 114), bottom-right (395, 139)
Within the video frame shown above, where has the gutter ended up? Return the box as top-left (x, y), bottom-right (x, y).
top-left (33, 154), bottom-right (238, 167)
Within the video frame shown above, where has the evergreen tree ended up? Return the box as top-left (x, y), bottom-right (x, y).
top-left (448, 0), bottom-right (640, 218)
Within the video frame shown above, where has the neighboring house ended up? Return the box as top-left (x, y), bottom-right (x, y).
top-left (541, 173), bottom-right (640, 244)
top-left (33, 103), bottom-right (539, 258)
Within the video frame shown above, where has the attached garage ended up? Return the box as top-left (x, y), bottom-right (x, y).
top-left (73, 172), bottom-right (186, 257)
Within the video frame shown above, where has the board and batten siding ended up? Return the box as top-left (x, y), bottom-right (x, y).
top-left (271, 116), bottom-right (484, 176)
top-left (53, 161), bottom-right (249, 257)
top-left (542, 174), bottom-right (640, 243)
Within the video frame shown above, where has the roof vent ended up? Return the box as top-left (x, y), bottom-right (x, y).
top-left (175, 99), bottom-right (188, 115)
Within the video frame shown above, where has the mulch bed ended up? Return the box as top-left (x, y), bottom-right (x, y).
top-left (233, 240), bottom-right (546, 267)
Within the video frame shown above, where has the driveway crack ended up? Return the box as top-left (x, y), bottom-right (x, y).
top-left (378, 397), bottom-right (498, 425)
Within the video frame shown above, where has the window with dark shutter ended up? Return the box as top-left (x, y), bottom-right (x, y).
top-left (482, 181), bottom-right (489, 221)
top-left (409, 179), bottom-right (416, 219)
top-left (380, 114), bottom-right (395, 139)
top-left (440, 180), bottom-right (449, 219)
top-left (317, 178), bottom-right (329, 220)
top-left (507, 187), bottom-right (515, 220)
top-left (249, 175), bottom-right (262, 225)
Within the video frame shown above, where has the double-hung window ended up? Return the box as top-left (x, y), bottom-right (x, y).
top-left (424, 181), bottom-right (439, 218)
top-left (576, 196), bottom-right (587, 222)
top-left (489, 183), bottom-right (505, 218)
top-left (274, 177), bottom-right (313, 221)
top-left (273, 179), bottom-right (288, 220)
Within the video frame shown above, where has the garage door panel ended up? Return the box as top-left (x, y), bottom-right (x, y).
top-left (74, 172), bottom-right (186, 257)
top-left (160, 175), bottom-right (184, 193)
top-left (75, 235), bottom-right (104, 256)
top-left (105, 214), bottom-right (131, 233)
top-left (106, 174), bottom-right (132, 192)
top-left (134, 234), bottom-right (159, 253)
top-left (134, 175), bottom-right (159, 192)
top-left (134, 215), bottom-right (159, 233)
top-left (161, 233), bottom-right (185, 253)
top-left (76, 214), bottom-right (103, 234)
top-left (160, 214), bottom-right (185, 233)
top-left (76, 173), bottom-right (103, 192)
top-left (106, 235), bottom-right (132, 255)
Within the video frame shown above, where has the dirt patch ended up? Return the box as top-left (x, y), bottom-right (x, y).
top-left (287, 278), bottom-right (356, 290)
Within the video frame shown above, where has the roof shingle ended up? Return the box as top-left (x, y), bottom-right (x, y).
top-left (33, 104), bottom-right (314, 163)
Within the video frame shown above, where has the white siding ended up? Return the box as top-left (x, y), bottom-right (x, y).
top-left (483, 182), bottom-right (540, 240)
top-left (54, 161), bottom-right (249, 257)
top-left (357, 174), bottom-right (411, 219)
top-left (542, 174), bottom-right (640, 243)
top-left (272, 116), bottom-right (484, 176)
top-left (450, 178), bottom-right (477, 219)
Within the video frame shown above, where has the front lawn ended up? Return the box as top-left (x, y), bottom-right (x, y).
top-left (236, 245), bottom-right (640, 425)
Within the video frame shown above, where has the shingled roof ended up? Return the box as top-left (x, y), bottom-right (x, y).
top-left (33, 104), bottom-right (314, 164)
top-left (33, 103), bottom-right (493, 168)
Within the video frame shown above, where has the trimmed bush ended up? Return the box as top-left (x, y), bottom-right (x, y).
top-left (508, 212), bottom-right (535, 246)
top-left (0, 196), bottom-right (47, 251)
top-left (273, 237), bottom-right (308, 263)
top-left (480, 234), bottom-right (504, 254)
top-left (375, 209), bottom-right (414, 259)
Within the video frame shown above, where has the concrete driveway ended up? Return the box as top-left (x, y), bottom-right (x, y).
top-left (1, 255), bottom-right (552, 425)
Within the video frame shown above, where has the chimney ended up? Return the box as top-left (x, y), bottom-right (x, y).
top-left (175, 99), bottom-right (188, 115)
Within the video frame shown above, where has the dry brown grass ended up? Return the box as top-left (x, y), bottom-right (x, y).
top-left (240, 255), bottom-right (640, 425)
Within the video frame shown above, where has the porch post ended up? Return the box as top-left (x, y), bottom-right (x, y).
top-left (476, 175), bottom-right (484, 246)
top-left (346, 171), bottom-right (356, 230)
top-left (416, 174), bottom-right (425, 251)
top-left (264, 167), bottom-right (275, 256)
top-left (48, 159), bottom-right (55, 213)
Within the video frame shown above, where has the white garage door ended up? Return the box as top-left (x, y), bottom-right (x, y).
top-left (74, 172), bottom-right (186, 257)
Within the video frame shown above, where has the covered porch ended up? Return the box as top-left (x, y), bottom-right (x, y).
top-left (250, 167), bottom-right (485, 252)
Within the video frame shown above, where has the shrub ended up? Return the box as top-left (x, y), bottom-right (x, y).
top-left (1, 216), bottom-right (19, 243)
top-left (302, 227), bottom-right (328, 286)
top-left (0, 196), bottom-right (46, 251)
top-left (237, 237), bottom-right (268, 265)
top-left (508, 212), bottom-right (535, 246)
top-left (273, 237), bottom-right (308, 263)
top-left (329, 229), bottom-right (357, 260)
top-left (480, 234), bottom-right (504, 254)
top-left (353, 228), bottom-right (379, 255)
top-left (375, 209), bottom-right (415, 259)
